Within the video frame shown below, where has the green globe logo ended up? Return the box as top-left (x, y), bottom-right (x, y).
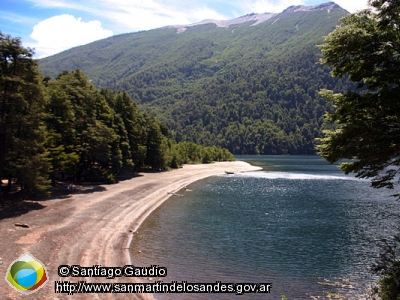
top-left (5, 253), bottom-right (48, 294)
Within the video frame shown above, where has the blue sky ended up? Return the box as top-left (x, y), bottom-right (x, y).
top-left (1, 0), bottom-right (369, 58)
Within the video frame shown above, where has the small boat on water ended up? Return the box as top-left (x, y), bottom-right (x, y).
top-left (225, 171), bottom-right (234, 175)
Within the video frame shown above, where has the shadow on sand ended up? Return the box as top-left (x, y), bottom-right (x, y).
top-left (0, 171), bottom-right (145, 221)
top-left (0, 197), bottom-right (45, 220)
top-left (0, 184), bottom-right (108, 221)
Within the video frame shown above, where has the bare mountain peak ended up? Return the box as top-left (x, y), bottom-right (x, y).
top-left (283, 2), bottom-right (341, 14)
top-left (168, 12), bottom-right (276, 33)
top-left (168, 2), bottom-right (342, 33)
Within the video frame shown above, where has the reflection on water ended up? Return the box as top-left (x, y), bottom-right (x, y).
top-left (131, 156), bottom-right (400, 299)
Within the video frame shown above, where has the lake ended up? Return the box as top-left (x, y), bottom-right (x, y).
top-left (130, 155), bottom-right (400, 299)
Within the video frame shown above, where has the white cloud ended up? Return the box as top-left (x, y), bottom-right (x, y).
top-left (239, 0), bottom-right (305, 14)
top-left (333, 0), bottom-right (369, 13)
top-left (28, 14), bottom-right (113, 58)
top-left (97, 0), bottom-right (228, 32)
top-left (104, 5), bottom-right (189, 32)
top-left (191, 7), bottom-right (229, 21)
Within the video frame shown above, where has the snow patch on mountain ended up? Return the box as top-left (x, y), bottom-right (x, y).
top-left (166, 2), bottom-right (342, 33)
top-left (168, 12), bottom-right (276, 33)
top-left (283, 2), bottom-right (341, 14)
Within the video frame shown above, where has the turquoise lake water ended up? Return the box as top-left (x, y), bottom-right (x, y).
top-left (130, 155), bottom-right (400, 299)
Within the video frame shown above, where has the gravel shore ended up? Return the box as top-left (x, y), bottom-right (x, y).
top-left (0, 161), bottom-right (261, 299)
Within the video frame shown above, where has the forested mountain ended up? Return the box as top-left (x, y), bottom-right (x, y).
top-left (40, 2), bottom-right (351, 154)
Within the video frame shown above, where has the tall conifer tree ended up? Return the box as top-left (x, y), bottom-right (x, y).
top-left (0, 32), bottom-right (50, 195)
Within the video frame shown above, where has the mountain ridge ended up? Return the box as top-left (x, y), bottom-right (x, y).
top-left (164, 2), bottom-right (343, 33)
top-left (165, 13), bottom-right (276, 33)
top-left (39, 2), bottom-right (350, 155)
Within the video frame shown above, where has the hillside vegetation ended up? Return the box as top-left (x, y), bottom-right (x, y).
top-left (0, 34), bottom-right (234, 197)
top-left (40, 2), bottom-right (351, 154)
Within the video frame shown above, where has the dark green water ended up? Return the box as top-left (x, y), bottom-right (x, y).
top-left (130, 156), bottom-right (400, 299)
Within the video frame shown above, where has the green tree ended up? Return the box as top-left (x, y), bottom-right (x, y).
top-left (52, 70), bottom-right (119, 182)
top-left (100, 88), bottom-right (134, 170)
top-left (371, 236), bottom-right (400, 300)
top-left (114, 91), bottom-right (147, 168)
top-left (0, 33), bottom-right (51, 196)
top-left (316, 1), bottom-right (400, 298)
top-left (144, 116), bottom-right (166, 170)
top-left (316, 0), bottom-right (400, 197)
top-left (45, 80), bottom-right (79, 184)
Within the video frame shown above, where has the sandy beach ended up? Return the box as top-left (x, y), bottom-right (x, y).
top-left (0, 161), bottom-right (261, 299)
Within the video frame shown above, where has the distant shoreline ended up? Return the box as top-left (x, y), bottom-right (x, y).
top-left (0, 161), bottom-right (261, 299)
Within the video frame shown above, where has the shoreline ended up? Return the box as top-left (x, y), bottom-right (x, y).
top-left (0, 161), bottom-right (261, 299)
top-left (122, 161), bottom-right (262, 300)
